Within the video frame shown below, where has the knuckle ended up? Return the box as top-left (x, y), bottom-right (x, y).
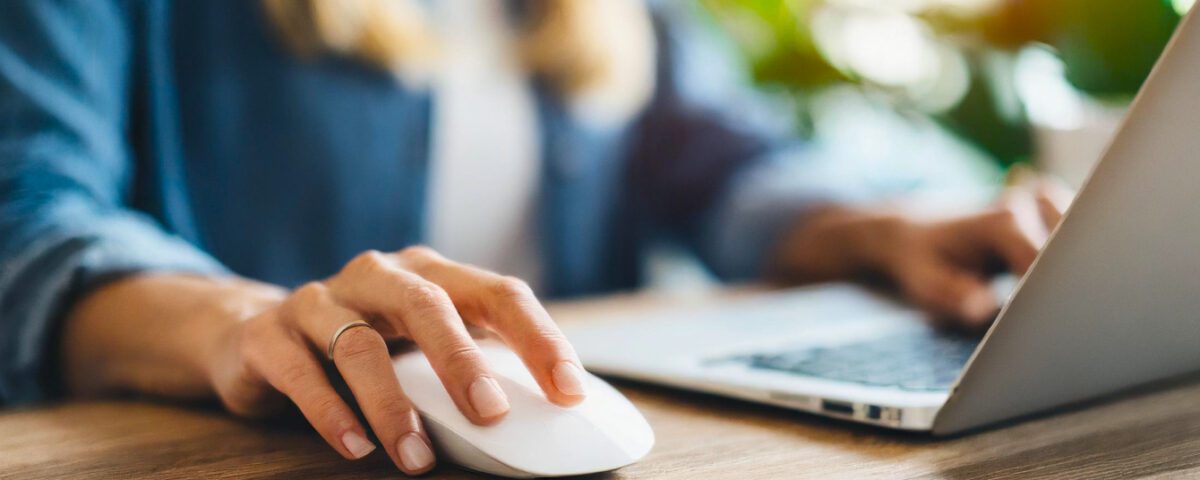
top-left (346, 250), bottom-right (389, 274)
top-left (365, 394), bottom-right (416, 421)
top-left (989, 206), bottom-right (1019, 225)
top-left (441, 343), bottom-right (485, 374)
top-left (528, 328), bottom-right (574, 359)
top-left (335, 328), bottom-right (385, 362)
top-left (531, 324), bottom-right (570, 347)
top-left (488, 276), bottom-right (535, 302)
top-left (310, 395), bottom-right (349, 427)
top-left (277, 362), bottom-right (315, 392)
top-left (398, 245), bottom-right (440, 262)
top-left (402, 281), bottom-right (452, 313)
top-left (285, 282), bottom-right (327, 316)
top-left (292, 282), bottom-right (327, 305)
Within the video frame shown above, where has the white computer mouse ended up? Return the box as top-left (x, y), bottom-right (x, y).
top-left (391, 340), bottom-right (655, 478)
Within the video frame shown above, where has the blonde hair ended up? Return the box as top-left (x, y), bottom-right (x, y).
top-left (261, 0), bottom-right (656, 122)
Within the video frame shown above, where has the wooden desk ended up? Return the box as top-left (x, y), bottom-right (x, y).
top-left (3, 290), bottom-right (1200, 479)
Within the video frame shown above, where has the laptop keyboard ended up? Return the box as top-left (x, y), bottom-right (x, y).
top-left (721, 332), bottom-right (980, 392)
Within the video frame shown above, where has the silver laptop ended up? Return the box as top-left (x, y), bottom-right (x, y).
top-left (562, 9), bottom-right (1200, 435)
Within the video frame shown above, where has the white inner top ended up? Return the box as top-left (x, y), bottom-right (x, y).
top-left (426, 0), bottom-right (542, 290)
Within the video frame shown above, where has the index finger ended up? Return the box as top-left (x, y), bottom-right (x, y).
top-left (396, 247), bottom-right (587, 407)
top-left (327, 251), bottom-right (511, 426)
top-left (1035, 177), bottom-right (1074, 231)
top-left (977, 193), bottom-right (1049, 274)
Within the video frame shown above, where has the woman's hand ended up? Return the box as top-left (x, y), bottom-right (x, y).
top-left (213, 247), bottom-right (586, 474)
top-left (63, 247), bottom-right (586, 476)
top-left (771, 178), bottom-right (1073, 329)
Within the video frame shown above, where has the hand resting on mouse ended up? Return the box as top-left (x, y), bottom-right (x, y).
top-left (61, 246), bottom-right (589, 476)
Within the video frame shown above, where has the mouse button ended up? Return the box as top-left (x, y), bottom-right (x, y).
top-left (478, 341), bottom-right (654, 463)
top-left (391, 352), bottom-right (469, 430)
top-left (393, 352), bottom-right (621, 470)
top-left (568, 375), bottom-right (656, 459)
top-left (466, 375), bottom-right (636, 475)
top-left (420, 416), bottom-right (534, 479)
top-left (477, 342), bottom-right (542, 391)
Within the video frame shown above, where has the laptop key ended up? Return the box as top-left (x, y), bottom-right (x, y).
top-left (728, 331), bottom-right (980, 392)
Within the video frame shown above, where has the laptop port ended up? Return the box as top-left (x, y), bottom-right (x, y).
top-left (820, 400), bottom-right (855, 416)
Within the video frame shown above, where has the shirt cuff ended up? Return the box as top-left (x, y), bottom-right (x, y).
top-left (0, 207), bottom-right (228, 406)
top-left (700, 146), bottom-right (854, 280)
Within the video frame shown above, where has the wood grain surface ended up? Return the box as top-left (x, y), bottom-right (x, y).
top-left (3, 289), bottom-right (1199, 479)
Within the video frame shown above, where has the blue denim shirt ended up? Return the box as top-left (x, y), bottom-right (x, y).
top-left (0, 0), bottom-right (827, 405)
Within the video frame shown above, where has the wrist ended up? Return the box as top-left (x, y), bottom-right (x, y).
top-left (61, 274), bottom-right (285, 399)
top-left (769, 205), bottom-right (910, 283)
top-left (192, 280), bottom-right (287, 390)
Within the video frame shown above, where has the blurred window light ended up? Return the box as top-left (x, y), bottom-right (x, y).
top-left (1174, 0), bottom-right (1195, 15)
top-left (813, 9), bottom-right (941, 87)
top-left (824, 0), bottom-right (997, 15)
top-left (910, 43), bottom-right (971, 113)
top-left (1014, 47), bottom-right (1085, 130)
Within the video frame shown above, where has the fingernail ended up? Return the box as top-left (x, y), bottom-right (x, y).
top-left (398, 433), bottom-right (435, 472)
top-left (469, 377), bottom-right (510, 418)
top-left (552, 361), bottom-right (588, 397)
top-left (341, 431), bottom-right (376, 459)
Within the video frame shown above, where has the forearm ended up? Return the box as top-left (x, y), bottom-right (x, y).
top-left (60, 274), bottom-right (286, 399)
top-left (766, 205), bottom-right (906, 284)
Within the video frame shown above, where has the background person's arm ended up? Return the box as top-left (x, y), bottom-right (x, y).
top-left (626, 4), bottom-right (1072, 328)
top-left (768, 180), bottom-right (1071, 329)
top-left (624, 3), bottom-right (827, 282)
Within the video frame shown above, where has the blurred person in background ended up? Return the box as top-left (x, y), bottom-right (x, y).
top-left (0, 0), bottom-right (1069, 475)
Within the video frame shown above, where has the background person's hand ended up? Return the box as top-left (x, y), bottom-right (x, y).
top-left (771, 176), bottom-right (1074, 330)
top-left (63, 247), bottom-right (587, 477)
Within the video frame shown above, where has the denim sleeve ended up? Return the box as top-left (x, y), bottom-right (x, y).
top-left (0, 0), bottom-right (227, 406)
top-left (627, 3), bottom-right (843, 280)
